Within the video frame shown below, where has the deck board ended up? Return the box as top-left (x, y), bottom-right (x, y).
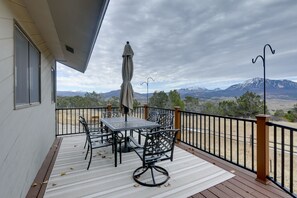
top-left (178, 144), bottom-right (291, 198)
top-left (44, 135), bottom-right (233, 198)
top-left (34, 135), bottom-right (292, 198)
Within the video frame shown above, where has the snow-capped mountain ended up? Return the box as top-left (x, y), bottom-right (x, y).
top-left (57, 78), bottom-right (297, 100)
top-left (178, 78), bottom-right (297, 99)
top-left (226, 78), bottom-right (297, 91)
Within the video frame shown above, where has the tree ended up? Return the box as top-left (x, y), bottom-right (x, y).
top-left (284, 104), bottom-right (297, 122)
top-left (168, 90), bottom-right (185, 110)
top-left (218, 100), bottom-right (237, 116)
top-left (133, 99), bottom-right (141, 109)
top-left (84, 91), bottom-right (105, 106)
top-left (184, 96), bottom-right (200, 112)
top-left (293, 104), bottom-right (297, 113)
top-left (107, 96), bottom-right (119, 107)
top-left (200, 101), bottom-right (218, 115)
top-left (57, 91), bottom-right (106, 108)
top-left (235, 91), bottom-right (264, 118)
top-left (284, 111), bottom-right (297, 122)
top-left (274, 109), bottom-right (285, 117)
top-left (149, 91), bottom-right (168, 108)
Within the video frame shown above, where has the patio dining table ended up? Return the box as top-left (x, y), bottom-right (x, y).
top-left (100, 116), bottom-right (160, 167)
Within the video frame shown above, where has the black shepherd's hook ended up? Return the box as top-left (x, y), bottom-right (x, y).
top-left (252, 44), bottom-right (275, 114)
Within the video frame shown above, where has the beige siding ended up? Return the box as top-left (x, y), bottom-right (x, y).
top-left (0, 1), bottom-right (56, 197)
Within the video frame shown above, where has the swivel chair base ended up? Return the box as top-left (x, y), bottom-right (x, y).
top-left (133, 165), bottom-right (170, 187)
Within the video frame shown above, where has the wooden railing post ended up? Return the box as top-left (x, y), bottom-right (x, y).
top-left (144, 104), bottom-right (148, 120)
top-left (107, 104), bottom-right (112, 118)
top-left (174, 106), bottom-right (181, 142)
top-left (256, 114), bottom-right (270, 184)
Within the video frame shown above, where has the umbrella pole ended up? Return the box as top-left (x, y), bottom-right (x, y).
top-left (122, 106), bottom-right (130, 152)
top-left (124, 106), bottom-right (128, 122)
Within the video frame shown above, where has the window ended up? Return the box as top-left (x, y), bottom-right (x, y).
top-left (14, 25), bottom-right (41, 108)
top-left (51, 66), bottom-right (56, 103)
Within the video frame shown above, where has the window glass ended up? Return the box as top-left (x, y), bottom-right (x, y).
top-left (29, 44), bottom-right (40, 103)
top-left (15, 29), bottom-right (29, 105)
top-left (14, 25), bottom-right (41, 108)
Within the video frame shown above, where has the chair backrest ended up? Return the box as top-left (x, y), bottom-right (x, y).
top-left (158, 113), bottom-right (174, 129)
top-left (79, 116), bottom-right (91, 135)
top-left (80, 117), bottom-right (96, 146)
top-left (142, 129), bottom-right (178, 163)
top-left (147, 111), bottom-right (160, 122)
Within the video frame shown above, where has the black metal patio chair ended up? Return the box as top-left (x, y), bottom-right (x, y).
top-left (128, 129), bottom-right (178, 187)
top-left (136, 111), bottom-right (160, 144)
top-left (158, 113), bottom-right (174, 129)
top-left (79, 116), bottom-right (107, 149)
top-left (79, 118), bottom-right (122, 170)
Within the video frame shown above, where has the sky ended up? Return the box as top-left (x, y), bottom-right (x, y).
top-left (57, 0), bottom-right (297, 94)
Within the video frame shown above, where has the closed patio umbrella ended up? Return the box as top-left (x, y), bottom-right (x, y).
top-left (120, 41), bottom-right (134, 121)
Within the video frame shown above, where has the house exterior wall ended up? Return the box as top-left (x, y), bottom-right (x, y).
top-left (0, 1), bottom-right (56, 197)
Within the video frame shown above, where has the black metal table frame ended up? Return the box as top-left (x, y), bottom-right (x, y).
top-left (100, 117), bottom-right (160, 167)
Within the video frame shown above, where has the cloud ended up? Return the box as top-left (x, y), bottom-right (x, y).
top-left (57, 0), bottom-right (297, 93)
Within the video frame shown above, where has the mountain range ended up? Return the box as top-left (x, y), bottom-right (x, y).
top-left (57, 78), bottom-right (297, 100)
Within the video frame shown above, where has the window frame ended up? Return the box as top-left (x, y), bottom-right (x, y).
top-left (51, 64), bottom-right (57, 103)
top-left (14, 23), bottom-right (41, 109)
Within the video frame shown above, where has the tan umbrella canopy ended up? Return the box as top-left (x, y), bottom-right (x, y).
top-left (119, 41), bottom-right (134, 120)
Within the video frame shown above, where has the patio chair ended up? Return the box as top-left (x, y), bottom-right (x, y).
top-left (79, 118), bottom-right (122, 170)
top-left (136, 111), bottom-right (160, 144)
top-left (147, 111), bottom-right (160, 122)
top-left (128, 129), bottom-right (178, 187)
top-left (79, 116), bottom-right (107, 149)
top-left (158, 113), bottom-right (174, 129)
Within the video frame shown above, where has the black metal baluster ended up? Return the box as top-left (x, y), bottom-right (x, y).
top-left (230, 119), bottom-right (232, 162)
top-left (289, 129), bottom-right (293, 193)
top-left (237, 120), bottom-right (239, 165)
top-left (281, 127), bottom-right (284, 187)
top-left (208, 116), bottom-right (211, 152)
top-left (244, 121), bottom-right (246, 168)
top-left (200, 115), bottom-right (202, 149)
top-left (224, 118), bottom-right (226, 159)
top-left (66, 109), bottom-right (69, 134)
top-left (56, 109), bottom-right (58, 135)
top-left (79, 108), bottom-right (81, 133)
top-left (274, 126), bottom-right (277, 182)
top-left (62, 109), bottom-right (64, 135)
top-left (185, 112), bottom-right (188, 143)
top-left (196, 114), bottom-right (198, 148)
top-left (219, 118), bottom-right (221, 157)
top-left (213, 116), bottom-right (216, 154)
top-left (182, 112), bottom-right (185, 142)
top-left (251, 122), bottom-right (254, 172)
top-left (192, 113), bottom-right (195, 146)
top-left (70, 108), bottom-right (73, 134)
top-left (203, 115), bottom-right (206, 151)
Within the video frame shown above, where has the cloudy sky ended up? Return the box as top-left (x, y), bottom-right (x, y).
top-left (57, 0), bottom-right (297, 93)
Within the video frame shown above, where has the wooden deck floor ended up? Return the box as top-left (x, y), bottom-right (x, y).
top-left (43, 135), bottom-right (234, 198)
top-left (29, 135), bottom-right (291, 198)
top-left (177, 144), bottom-right (291, 198)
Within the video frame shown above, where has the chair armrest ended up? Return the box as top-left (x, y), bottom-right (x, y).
top-left (90, 131), bottom-right (113, 138)
top-left (128, 136), bottom-right (143, 149)
top-left (88, 126), bottom-right (106, 132)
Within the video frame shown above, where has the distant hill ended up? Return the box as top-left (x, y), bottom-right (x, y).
top-left (57, 78), bottom-right (297, 100)
top-left (176, 78), bottom-right (297, 100)
top-left (224, 78), bottom-right (297, 99)
top-left (57, 91), bottom-right (86, 97)
top-left (57, 89), bottom-right (148, 103)
top-left (101, 89), bottom-right (148, 102)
